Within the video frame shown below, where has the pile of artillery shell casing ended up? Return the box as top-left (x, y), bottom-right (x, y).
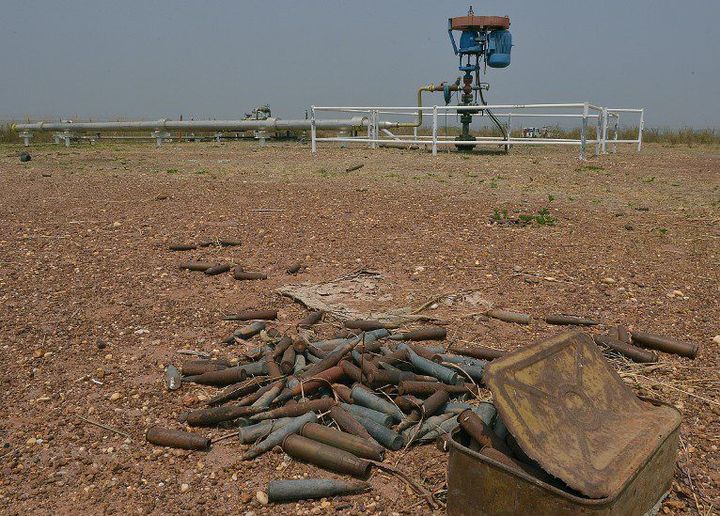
top-left (147, 314), bottom-right (510, 504)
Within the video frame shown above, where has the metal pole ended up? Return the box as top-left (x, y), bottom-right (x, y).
top-left (612, 113), bottom-right (619, 154)
top-left (580, 102), bottom-right (588, 160)
top-left (637, 109), bottom-right (644, 152)
top-left (601, 108), bottom-right (608, 154)
top-left (310, 106), bottom-right (317, 154)
top-left (594, 110), bottom-right (601, 157)
top-left (432, 106), bottom-right (438, 156)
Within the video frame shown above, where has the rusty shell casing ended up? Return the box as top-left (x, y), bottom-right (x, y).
top-left (293, 355), bottom-right (306, 374)
top-left (306, 344), bottom-right (328, 359)
top-left (204, 264), bottom-right (231, 276)
top-left (181, 358), bottom-right (229, 376)
top-left (251, 380), bottom-right (286, 409)
top-left (458, 409), bottom-right (511, 454)
top-left (300, 422), bottom-right (385, 461)
top-left (329, 405), bottom-right (375, 442)
top-left (448, 345), bottom-right (506, 360)
top-left (264, 358), bottom-right (283, 379)
top-left (243, 411), bottom-right (318, 460)
top-left (286, 262), bottom-right (302, 275)
top-left (250, 398), bottom-right (336, 421)
top-left (293, 339), bottom-right (307, 353)
top-left (186, 404), bottom-right (256, 427)
top-left (233, 269), bottom-right (267, 281)
top-left (344, 319), bottom-right (388, 331)
top-left (394, 395), bottom-right (423, 413)
top-left (280, 347), bottom-right (296, 374)
top-left (332, 383), bottom-right (353, 404)
top-left (421, 389), bottom-right (451, 417)
top-left (299, 337), bottom-right (359, 379)
top-left (223, 309), bottom-right (277, 321)
top-left (368, 368), bottom-right (420, 387)
top-left (238, 381), bottom-right (277, 406)
top-left (184, 366), bottom-right (247, 387)
top-left (146, 426), bottom-right (210, 451)
top-left (407, 343), bottom-right (443, 362)
top-left (340, 360), bottom-right (364, 384)
top-left (486, 309), bottom-right (531, 325)
top-left (594, 334), bottom-right (658, 363)
top-left (287, 365), bottom-right (345, 399)
top-left (178, 261), bottom-right (213, 272)
top-left (207, 378), bottom-right (263, 406)
top-left (282, 433), bottom-right (372, 478)
top-left (616, 325), bottom-right (632, 343)
top-left (389, 326), bottom-right (447, 341)
top-left (235, 321), bottom-right (267, 340)
top-left (373, 348), bottom-right (409, 366)
top-left (266, 478), bottom-right (371, 504)
top-left (545, 314), bottom-right (600, 326)
top-left (341, 403), bottom-right (394, 427)
top-left (398, 381), bottom-right (477, 397)
top-left (402, 345), bottom-right (460, 385)
top-left (479, 446), bottom-right (556, 484)
top-left (271, 335), bottom-right (294, 359)
top-left (298, 311), bottom-right (323, 328)
top-left (168, 243), bottom-right (197, 251)
top-left (631, 331), bottom-right (698, 359)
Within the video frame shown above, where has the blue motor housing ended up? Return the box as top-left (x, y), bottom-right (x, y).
top-left (487, 30), bottom-right (512, 68)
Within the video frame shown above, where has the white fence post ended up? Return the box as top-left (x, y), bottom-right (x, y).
top-left (431, 106), bottom-right (438, 156)
top-left (580, 102), bottom-right (589, 160)
top-left (637, 108), bottom-right (644, 152)
top-left (601, 108), bottom-right (608, 154)
top-left (310, 106), bottom-right (317, 154)
top-left (612, 113), bottom-right (619, 154)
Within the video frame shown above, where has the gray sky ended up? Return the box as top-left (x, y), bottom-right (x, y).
top-left (1, 0), bottom-right (718, 128)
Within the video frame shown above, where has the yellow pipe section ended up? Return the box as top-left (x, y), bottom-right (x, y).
top-left (397, 84), bottom-right (439, 128)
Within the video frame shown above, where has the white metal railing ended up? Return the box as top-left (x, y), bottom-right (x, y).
top-left (310, 103), bottom-right (644, 160)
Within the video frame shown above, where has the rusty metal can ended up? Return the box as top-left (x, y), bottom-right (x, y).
top-left (458, 409), bottom-right (511, 453)
top-left (146, 426), bottom-right (210, 451)
top-left (282, 433), bottom-right (372, 478)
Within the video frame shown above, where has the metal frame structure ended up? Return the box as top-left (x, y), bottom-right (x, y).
top-left (311, 103), bottom-right (644, 159)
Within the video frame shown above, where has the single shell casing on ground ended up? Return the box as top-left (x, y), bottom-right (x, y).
top-left (181, 359), bottom-right (229, 376)
top-left (630, 331), bottom-right (698, 359)
top-left (240, 381), bottom-right (277, 406)
top-left (233, 268), bottom-right (268, 281)
top-left (351, 384), bottom-right (404, 422)
top-left (458, 409), bottom-right (511, 454)
top-left (223, 310), bottom-right (277, 321)
top-left (184, 366), bottom-right (248, 387)
top-left (282, 433), bottom-right (372, 478)
top-left (397, 381), bottom-right (477, 397)
top-left (397, 389), bottom-right (449, 432)
top-left (299, 337), bottom-right (360, 379)
top-left (168, 244), bottom-right (197, 251)
top-left (243, 411), bottom-right (318, 460)
top-left (264, 358), bottom-right (283, 379)
top-left (329, 405), bottom-right (375, 442)
top-left (278, 365), bottom-right (345, 402)
top-left (187, 404), bottom-right (256, 427)
top-left (146, 426), bottom-right (210, 451)
top-left (178, 261), bottom-right (213, 272)
top-left (594, 334), bottom-right (658, 363)
top-left (251, 380), bottom-right (285, 409)
top-left (332, 383), bottom-right (353, 403)
top-left (341, 360), bottom-right (364, 384)
top-left (448, 345), bottom-right (506, 360)
top-left (235, 321), bottom-right (267, 340)
top-left (300, 422), bottom-right (385, 461)
top-left (251, 398), bottom-right (335, 421)
top-left (394, 395), bottom-right (423, 413)
top-left (266, 479), bottom-right (370, 503)
top-left (286, 262), bottom-right (303, 275)
top-left (545, 314), bottom-right (599, 326)
top-left (407, 343), bottom-right (443, 362)
top-left (344, 319), bottom-right (388, 331)
top-left (238, 360), bottom-right (268, 377)
top-left (298, 311), bottom-right (323, 328)
top-left (486, 309), bottom-right (531, 325)
top-left (238, 418), bottom-right (293, 444)
top-left (204, 264), bottom-right (231, 276)
top-left (341, 402), bottom-right (394, 427)
top-left (354, 415), bottom-right (405, 450)
top-left (165, 365), bottom-right (181, 390)
top-left (389, 326), bottom-right (447, 341)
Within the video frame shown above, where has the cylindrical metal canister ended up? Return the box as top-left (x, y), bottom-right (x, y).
top-left (251, 398), bottom-right (335, 421)
top-left (353, 415), bottom-right (404, 450)
top-left (397, 381), bottom-right (477, 396)
top-left (300, 422), bottom-right (385, 461)
top-left (237, 418), bottom-right (293, 444)
top-left (181, 359), bottom-right (229, 376)
top-left (594, 334), bottom-right (658, 363)
top-left (340, 402), bottom-right (394, 427)
top-left (486, 309), bottom-right (531, 324)
top-left (448, 345), bottom-right (505, 360)
top-left (266, 479), bottom-right (370, 503)
top-left (243, 411), bottom-right (318, 460)
top-left (183, 366), bottom-right (247, 387)
top-left (187, 404), bottom-right (255, 427)
top-left (545, 314), bottom-right (599, 326)
top-left (351, 384), bottom-right (404, 422)
top-left (631, 331), bottom-right (698, 359)
top-left (223, 309), bottom-right (277, 321)
top-left (329, 405), bottom-right (375, 442)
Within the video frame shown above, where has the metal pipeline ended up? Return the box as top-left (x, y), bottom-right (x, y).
top-left (12, 116), bottom-right (372, 133)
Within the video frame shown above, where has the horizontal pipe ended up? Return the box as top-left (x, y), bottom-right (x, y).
top-left (316, 137), bottom-right (600, 146)
top-left (13, 117), bottom-right (375, 132)
top-left (314, 103), bottom-right (592, 111)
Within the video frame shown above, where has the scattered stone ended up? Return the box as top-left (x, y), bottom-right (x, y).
top-left (601, 277), bottom-right (616, 284)
top-left (256, 491), bottom-right (269, 505)
top-left (20, 152), bottom-right (31, 162)
top-left (109, 392), bottom-right (123, 401)
top-left (180, 483), bottom-right (190, 493)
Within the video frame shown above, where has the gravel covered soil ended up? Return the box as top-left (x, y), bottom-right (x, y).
top-left (0, 140), bottom-right (718, 515)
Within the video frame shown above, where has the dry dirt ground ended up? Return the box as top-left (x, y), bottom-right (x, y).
top-left (0, 140), bottom-right (718, 515)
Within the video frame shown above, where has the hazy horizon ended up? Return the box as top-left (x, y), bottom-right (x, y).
top-left (1, 1), bottom-right (718, 129)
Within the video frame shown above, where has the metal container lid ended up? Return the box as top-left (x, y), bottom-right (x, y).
top-left (484, 331), bottom-right (681, 499)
